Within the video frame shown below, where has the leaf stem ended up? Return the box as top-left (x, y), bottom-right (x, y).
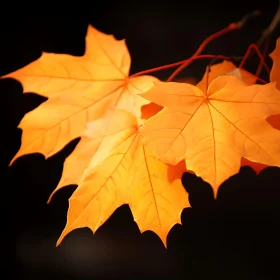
top-left (255, 38), bottom-right (270, 78)
top-left (257, 0), bottom-right (280, 47)
top-left (167, 10), bottom-right (261, 82)
top-left (130, 54), bottom-right (230, 78)
top-left (238, 43), bottom-right (270, 74)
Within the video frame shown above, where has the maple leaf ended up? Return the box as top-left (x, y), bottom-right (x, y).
top-left (140, 61), bottom-right (256, 153)
top-left (196, 60), bottom-right (257, 92)
top-left (267, 37), bottom-right (280, 129)
top-left (3, 24), bottom-right (189, 247)
top-left (269, 37), bottom-right (280, 89)
top-left (56, 108), bottom-right (189, 247)
top-left (196, 60), bottom-right (269, 174)
top-left (3, 25), bottom-right (158, 168)
top-left (140, 75), bottom-right (280, 195)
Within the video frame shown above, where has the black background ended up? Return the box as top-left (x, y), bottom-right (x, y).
top-left (2, 1), bottom-right (280, 279)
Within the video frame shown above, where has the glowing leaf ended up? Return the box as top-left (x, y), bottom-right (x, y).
top-left (140, 76), bottom-right (280, 195)
top-left (196, 60), bottom-right (267, 174)
top-left (57, 109), bottom-right (189, 247)
top-left (4, 25), bottom-right (158, 165)
top-left (196, 60), bottom-right (257, 92)
top-left (47, 108), bottom-right (138, 201)
top-left (5, 21), bottom-right (278, 249)
top-left (270, 37), bottom-right (280, 89)
top-left (268, 37), bottom-right (280, 130)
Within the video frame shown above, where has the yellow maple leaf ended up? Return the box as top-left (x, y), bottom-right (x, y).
top-left (140, 76), bottom-right (280, 196)
top-left (4, 25), bottom-right (158, 168)
top-left (56, 109), bottom-right (189, 247)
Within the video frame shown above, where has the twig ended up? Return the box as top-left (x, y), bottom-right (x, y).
top-left (238, 43), bottom-right (270, 73)
top-left (257, 0), bottom-right (280, 47)
top-left (167, 10), bottom-right (261, 82)
top-left (130, 54), bottom-right (230, 78)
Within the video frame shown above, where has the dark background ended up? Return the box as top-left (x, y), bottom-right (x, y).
top-left (1, 1), bottom-right (280, 279)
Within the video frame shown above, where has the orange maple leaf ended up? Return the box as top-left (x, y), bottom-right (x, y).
top-left (140, 75), bottom-right (280, 196)
top-left (196, 60), bottom-right (257, 92)
top-left (56, 108), bottom-right (189, 247)
top-left (269, 37), bottom-right (280, 89)
top-left (195, 60), bottom-right (269, 174)
top-left (266, 37), bottom-right (280, 145)
top-left (4, 25), bottom-right (158, 167)
top-left (2, 24), bottom-right (189, 247)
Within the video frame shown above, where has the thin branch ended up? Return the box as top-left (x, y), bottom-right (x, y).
top-left (257, 0), bottom-right (280, 47)
top-left (238, 43), bottom-right (270, 73)
top-left (167, 10), bottom-right (261, 82)
top-left (130, 54), bottom-right (230, 78)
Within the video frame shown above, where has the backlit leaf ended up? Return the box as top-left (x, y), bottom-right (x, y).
top-left (4, 25), bottom-right (158, 166)
top-left (140, 76), bottom-right (280, 195)
top-left (270, 37), bottom-right (280, 89)
top-left (57, 109), bottom-right (189, 247)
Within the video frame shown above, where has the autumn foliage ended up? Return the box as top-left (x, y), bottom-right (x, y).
top-left (3, 19), bottom-right (280, 247)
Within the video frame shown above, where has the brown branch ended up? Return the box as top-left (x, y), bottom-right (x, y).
top-left (257, 0), bottom-right (280, 47)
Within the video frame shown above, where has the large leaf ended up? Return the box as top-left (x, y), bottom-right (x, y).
top-left (4, 25), bottom-right (158, 170)
top-left (57, 109), bottom-right (189, 247)
top-left (140, 76), bottom-right (280, 195)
